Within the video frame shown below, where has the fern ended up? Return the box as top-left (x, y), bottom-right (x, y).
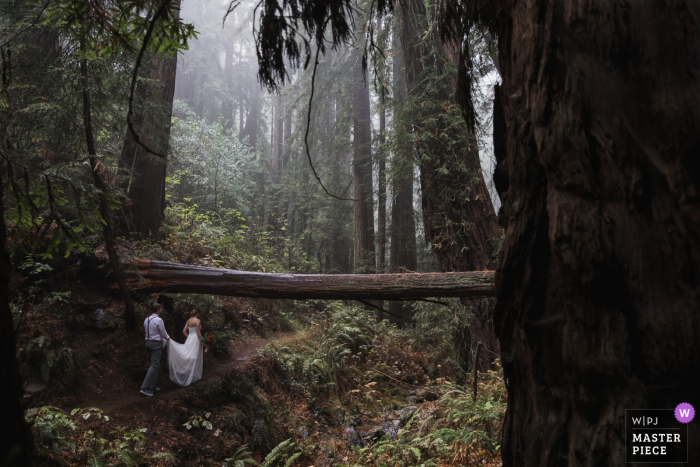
top-left (225, 444), bottom-right (256, 467)
top-left (261, 439), bottom-right (294, 467)
top-left (101, 449), bottom-right (135, 467)
top-left (283, 451), bottom-right (301, 467)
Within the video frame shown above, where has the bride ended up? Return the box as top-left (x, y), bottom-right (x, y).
top-left (167, 310), bottom-right (204, 386)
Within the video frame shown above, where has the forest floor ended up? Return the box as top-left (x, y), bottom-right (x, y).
top-left (68, 332), bottom-right (275, 420)
top-left (20, 286), bottom-right (505, 467)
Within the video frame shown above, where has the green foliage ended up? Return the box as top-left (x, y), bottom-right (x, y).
top-left (26, 406), bottom-right (78, 455)
top-left (182, 413), bottom-right (213, 431)
top-left (336, 377), bottom-right (505, 467)
top-left (260, 438), bottom-right (298, 467)
top-left (262, 303), bottom-right (430, 404)
top-left (411, 383), bottom-right (505, 455)
top-left (27, 406), bottom-right (171, 466)
top-left (82, 427), bottom-right (172, 467)
top-left (160, 103), bottom-right (314, 274)
top-left (169, 101), bottom-right (251, 211)
top-left (21, 336), bottom-right (77, 385)
top-left (407, 298), bottom-right (473, 376)
top-left (1, 0), bottom-right (195, 261)
top-left (488, 231), bottom-right (505, 269)
top-left (224, 444), bottom-right (257, 467)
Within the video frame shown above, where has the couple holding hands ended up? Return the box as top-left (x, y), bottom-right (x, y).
top-left (140, 303), bottom-right (212, 396)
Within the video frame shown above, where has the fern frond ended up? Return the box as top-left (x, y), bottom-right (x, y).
top-left (261, 439), bottom-right (294, 467)
top-left (283, 451), bottom-right (301, 467)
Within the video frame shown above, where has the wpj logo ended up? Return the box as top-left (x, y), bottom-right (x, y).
top-left (625, 406), bottom-right (690, 463)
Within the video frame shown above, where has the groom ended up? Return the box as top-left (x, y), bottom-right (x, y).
top-left (140, 303), bottom-right (171, 397)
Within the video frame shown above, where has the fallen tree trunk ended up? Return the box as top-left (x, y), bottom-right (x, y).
top-left (117, 259), bottom-right (495, 300)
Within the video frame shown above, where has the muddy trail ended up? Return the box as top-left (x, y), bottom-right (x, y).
top-left (75, 335), bottom-right (272, 417)
top-left (26, 320), bottom-right (296, 466)
top-left (22, 297), bottom-right (504, 467)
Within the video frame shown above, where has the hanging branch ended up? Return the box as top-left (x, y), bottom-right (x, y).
top-left (125, 0), bottom-right (174, 159)
top-left (81, 42), bottom-right (137, 331)
top-left (303, 40), bottom-right (355, 201)
top-left (0, 0), bottom-right (53, 48)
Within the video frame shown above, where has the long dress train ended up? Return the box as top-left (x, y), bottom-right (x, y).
top-left (167, 327), bottom-right (204, 386)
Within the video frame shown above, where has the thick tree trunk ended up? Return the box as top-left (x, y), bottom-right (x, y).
top-left (388, 14), bottom-right (418, 324)
top-left (238, 90), bottom-right (246, 142)
top-left (242, 81), bottom-right (260, 152)
top-left (119, 39), bottom-right (178, 241)
top-left (493, 1), bottom-right (700, 465)
top-left (283, 97), bottom-right (292, 168)
top-left (222, 41), bottom-right (234, 129)
top-left (107, 259), bottom-right (494, 300)
top-left (400, 0), bottom-right (500, 365)
top-left (183, 57), bottom-right (197, 109)
top-left (272, 93), bottom-right (283, 173)
top-left (377, 98), bottom-right (387, 275)
top-left (377, 14), bottom-right (387, 276)
top-left (352, 48), bottom-right (376, 274)
top-left (82, 53), bottom-right (137, 331)
top-left (0, 175), bottom-right (33, 466)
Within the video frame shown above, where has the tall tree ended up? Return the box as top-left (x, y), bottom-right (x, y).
top-left (397, 0), bottom-right (500, 364)
top-left (242, 80), bottom-right (260, 152)
top-left (490, 1), bottom-right (700, 464)
top-left (211, 0), bottom-right (700, 463)
top-left (272, 93), bottom-right (284, 173)
top-left (352, 48), bottom-right (376, 274)
top-left (119, 1), bottom-right (180, 241)
top-left (388, 29), bottom-right (417, 323)
top-left (81, 45), bottom-right (138, 331)
top-left (222, 40), bottom-right (235, 129)
top-left (0, 177), bottom-right (33, 466)
top-left (376, 14), bottom-right (388, 275)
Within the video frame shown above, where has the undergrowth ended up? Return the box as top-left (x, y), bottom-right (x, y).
top-left (337, 375), bottom-right (506, 467)
top-left (27, 406), bottom-right (172, 467)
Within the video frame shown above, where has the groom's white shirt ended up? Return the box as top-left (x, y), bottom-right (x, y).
top-left (144, 314), bottom-right (170, 341)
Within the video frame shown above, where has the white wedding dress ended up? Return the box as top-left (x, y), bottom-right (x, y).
top-left (167, 327), bottom-right (204, 386)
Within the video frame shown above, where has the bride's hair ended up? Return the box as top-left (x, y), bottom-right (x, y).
top-left (190, 309), bottom-right (200, 318)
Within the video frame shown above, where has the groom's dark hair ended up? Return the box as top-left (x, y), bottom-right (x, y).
top-left (152, 303), bottom-right (162, 314)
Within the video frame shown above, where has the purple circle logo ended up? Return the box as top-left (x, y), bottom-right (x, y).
top-left (675, 403), bottom-right (695, 423)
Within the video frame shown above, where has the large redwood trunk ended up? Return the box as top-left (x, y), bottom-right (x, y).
top-left (119, 49), bottom-right (178, 240)
top-left (0, 178), bottom-right (33, 466)
top-left (242, 81), bottom-right (260, 152)
top-left (352, 48), bottom-right (376, 274)
top-left (493, 1), bottom-right (700, 465)
top-left (222, 41), bottom-right (234, 129)
top-left (400, 0), bottom-right (500, 362)
top-left (387, 18), bottom-right (417, 324)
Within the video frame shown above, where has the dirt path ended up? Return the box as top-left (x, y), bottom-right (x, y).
top-left (73, 335), bottom-right (275, 418)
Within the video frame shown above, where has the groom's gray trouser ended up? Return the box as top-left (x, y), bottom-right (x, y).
top-left (141, 340), bottom-right (162, 392)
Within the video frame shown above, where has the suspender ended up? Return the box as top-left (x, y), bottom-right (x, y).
top-left (146, 316), bottom-right (154, 340)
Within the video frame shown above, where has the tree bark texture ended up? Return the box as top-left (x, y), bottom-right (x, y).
top-left (378, 96), bottom-right (387, 275)
top-left (353, 48), bottom-right (376, 274)
top-left (222, 41), bottom-right (234, 129)
top-left (119, 48), bottom-right (177, 241)
top-left (0, 176), bottom-right (33, 466)
top-left (272, 93), bottom-right (283, 173)
top-left (377, 14), bottom-right (388, 276)
top-left (493, 1), bottom-right (700, 465)
top-left (283, 96), bottom-right (292, 168)
top-left (401, 0), bottom-right (500, 357)
top-left (242, 81), bottom-right (260, 152)
top-left (81, 54), bottom-right (138, 331)
top-left (111, 259), bottom-right (494, 300)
